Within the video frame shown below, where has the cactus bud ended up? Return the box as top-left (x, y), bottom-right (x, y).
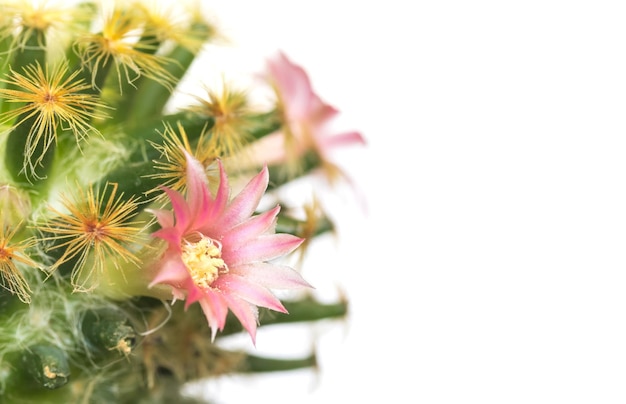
top-left (81, 309), bottom-right (136, 356)
top-left (22, 344), bottom-right (70, 390)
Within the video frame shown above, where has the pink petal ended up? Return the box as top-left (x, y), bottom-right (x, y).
top-left (182, 149), bottom-right (213, 227)
top-left (323, 130), bottom-right (367, 148)
top-left (201, 159), bottom-right (229, 226)
top-left (224, 234), bottom-right (303, 266)
top-left (183, 280), bottom-right (205, 307)
top-left (149, 255), bottom-right (189, 287)
top-left (239, 132), bottom-right (287, 167)
top-left (217, 274), bottom-right (287, 313)
top-left (146, 208), bottom-right (174, 228)
top-left (215, 166), bottom-right (268, 230)
top-left (198, 290), bottom-right (229, 341)
top-left (267, 51), bottom-right (315, 119)
top-left (309, 96), bottom-right (339, 123)
top-left (171, 287), bottom-right (186, 301)
top-left (162, 186), bottom-right (191, 231)
top-left (151, 226), bottom-right (183, 247)
top-left (221, 206), bottom-right (280, 247)
top-left (229, 262), bottom-right (312, 289)
top-left (221, 293), bottom-right (259, 344)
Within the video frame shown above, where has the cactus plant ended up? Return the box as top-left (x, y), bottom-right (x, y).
top-left (0, 1), bottom-right (364, 403)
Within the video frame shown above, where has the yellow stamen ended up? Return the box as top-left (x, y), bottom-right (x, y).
top-left (181, 236), bottom-right (227, 289)
top-left (190, 83), bottom-right (253, 158)
top-left (134, 0), bottom-right (215, 53)
top-left (0, 61), bottom-right (109, 177)
top-left (75, 5), bottom-right (176, 90)
top-left (112, 338), bottom-right (132, 356)
top-left (147, 122), bottom-right (219, 200)
top-left (38, 182), bottom-right (146, 292)
top-left (0, 0), bottom-right (89, 52)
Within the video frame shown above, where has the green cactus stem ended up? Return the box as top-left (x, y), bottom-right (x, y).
top-left (125, 21), bottom-right (215, 125)
top-left (275, 213), bottom-right (335, 238)
top-left (247, 111), bottom-right (282, 141)
top-left (4, 114), bottom-right (57, 185)
top-left (1, 28), bottom-right (46, 114)
top-left (221, 297), bottom-right (349, 336)
top-left (267, 149), bottom-right (323, 190)
top-left (239, 352), bottom-right (317, 373)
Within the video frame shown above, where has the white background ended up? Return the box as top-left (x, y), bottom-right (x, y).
top-left (178, 1), bottom-right (626, 403)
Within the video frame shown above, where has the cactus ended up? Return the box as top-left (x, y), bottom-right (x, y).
top-left (0, 1), bottom-right (363, 403)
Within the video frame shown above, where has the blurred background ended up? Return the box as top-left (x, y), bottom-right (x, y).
top-left (177, 1), bottom-right (626, 403)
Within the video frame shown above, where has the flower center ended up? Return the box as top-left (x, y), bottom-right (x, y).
top-left (0, 246), bottom-right (12, 261)
top-left (181, 236), bottom-right (228, 288)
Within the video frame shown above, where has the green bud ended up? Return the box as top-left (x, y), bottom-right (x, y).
top-left (22, 344), bottom-right (70, 390)
top-left (81, 309), bottom-right (136, 356)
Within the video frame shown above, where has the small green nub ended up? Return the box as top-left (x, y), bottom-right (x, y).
top-left (22, 344), bottom-right (70, 390)
top-left (82, 309), bottom-right (136, 356)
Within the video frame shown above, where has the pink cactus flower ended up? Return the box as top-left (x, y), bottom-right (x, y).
top-left (237, 51), bottom-right (365, 183)
top-left (269, 51), bottom-right (365, 152)
top-left (149, 150), bottom-right (309, 343)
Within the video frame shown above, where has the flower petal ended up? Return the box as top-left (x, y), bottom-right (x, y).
top-left (146, 208), bottom-right (174, 228)
top-left (182, 148), bottom-right (213, 227)
top-left (210, 160), bottom-right (230, 218)
top-left (215, 165), bottom-right (268, 230)
top-left (229, 262), bottom-right (311, 289)
top-left (221, 293), bottom-right (259, 344)
top-left (224, 233), bottom-right (303, 266)
top-left (151, 226), bottom-right (183, 247)
top-left (199, 289), bottom-right (229, 341)
top-left (267, 51), bottom-right (315, 119)
top-left (217, 273), bottom-right (287, 313)
top-left (222, 206), bottom-right (280, 247)
top-left (322, 130), bottom-right (367, 149)
top-left (149, 255), bottom-right (188, 287)
top-left (184, 280), bottom-right (205, 307)
top-left (162, 186), bottom-right (191, 231)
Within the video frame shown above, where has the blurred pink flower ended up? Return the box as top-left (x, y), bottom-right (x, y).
top-left (239, 51), bottom-right (365, 183)
top-left (149, 150), bottom-right (308, 343)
